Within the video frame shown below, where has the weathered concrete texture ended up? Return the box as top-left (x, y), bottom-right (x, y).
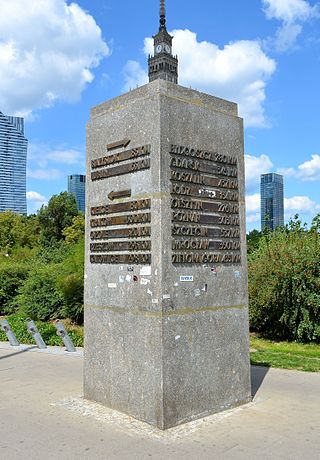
top-left (84, 79), bottom-right (251, 429)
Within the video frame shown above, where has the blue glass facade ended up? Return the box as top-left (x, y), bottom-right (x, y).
top-left (260, 173), bottom-right (284, 230)
top-left (68, 174), bottom-right (86, 212)
top-left (0, 112), bottom-right (28, 215)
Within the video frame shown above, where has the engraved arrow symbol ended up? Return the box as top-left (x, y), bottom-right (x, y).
top-left (108, 189), bottom-right (132, 201)
top-left (107, 139), bottom-right (131, 151)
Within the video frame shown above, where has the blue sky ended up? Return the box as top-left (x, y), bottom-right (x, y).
top-left (0, 0), bottom-right (319, 231)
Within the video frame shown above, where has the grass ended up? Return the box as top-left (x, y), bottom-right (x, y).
top-left (1, 315), bottom-right (319, 371)
top-left (250, 336), bottom-right (320, 372)
top-left (0, 314), bottom-right (84, 347)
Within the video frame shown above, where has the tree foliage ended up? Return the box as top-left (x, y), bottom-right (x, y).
top-left (249, 215), bottom-right (320, 342)
top-left (38, 192), bottom-right (78, 244)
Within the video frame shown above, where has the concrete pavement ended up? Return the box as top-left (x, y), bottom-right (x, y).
top-left (0, 343), bottom-right (319, 459)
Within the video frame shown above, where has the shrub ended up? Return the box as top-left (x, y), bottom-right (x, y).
top-left (0, 263), bottom-right (29, 315)
top-left (249, 220), bottom-right (320, 343)
top-left (17, 266), bottom-right (64, 321)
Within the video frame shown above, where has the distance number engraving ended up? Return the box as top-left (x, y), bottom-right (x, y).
top-left (91, 241), bottom-right (151, 253)
top-left (91, 213), bottom-right (151, 228)
top-left (91, 158), bottom-right (150, 181)
top-left (92, 144), bottom-right (151, 169)
top-left (91, 226), bottom-right (151, 240)
top-left (90, 254), bottom-right (151, 265)
top-left (91, 199), bottom-right (151, 216)
top-left (172, 253), bottom-right (241, 264)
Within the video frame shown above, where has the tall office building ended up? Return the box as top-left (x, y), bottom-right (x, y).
top-left (261, 173), bottom-right (284, 230)
top-left (0, 112), bottom-right (28, 214)
top-left (68, 174), bottom-right (86, 212)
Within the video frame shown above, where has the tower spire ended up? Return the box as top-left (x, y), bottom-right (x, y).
top-left (160, 0), bottom-right (166, 29)
top-left (148, 0), bottom-right (178, 84)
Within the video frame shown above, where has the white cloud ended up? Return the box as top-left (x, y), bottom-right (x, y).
top-left (27, 143), bottom-right (85, 180)
top-left (262, 0), bottom-right (319, 51)
top-left (245, 154), bottom-right (273, 190)
top-left (246, 194), bottom-right (261, 212)
top-left (0, 0), bottom-right (109, 118)
top-left (123, 60), bottom-right (148, 92)
top-left (26, 191), bottom-right (46, 202)
top-left (263, 0), bottom-right (318, 22)
top-left (297, 154), bottom-right (320, 180)
top-left (124, 30), bottom-right (276, 127)
top-left (246, 213), bottom-right (261, 223)
top-left (278, 153), bottom-right (320, 181)
top-left (27, 168), bottom-right (63, 180)
top-left (285, 195), bottom-right (320, 212)
top-left (26, 190), bottom-right (47, 214)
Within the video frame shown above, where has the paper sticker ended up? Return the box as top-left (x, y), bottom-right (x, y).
top-left (152, 299), bottom-right (159, 304)
top-left (127, 266), bottom-right (134, 272)
top-left (147, 289), bottom-right (152, 295)
top-left (234, 271), bottom-right (241, 279)
top-left (108, 283), bottom-right (117, 289)
top-left (194, 289), bottom-right (201, 297)
top-left (119, 275), bottom-right (125, 283)
top-left (125, 275), bottom-right (132, 282)
top-left (140, 266), bottom-right (152, 276)
top-left (180, 276), bottom-right (194, 282)
top-left (163, 294), bottom-right (171, 300)
top-left (140, 278), bottom-right (151, 285)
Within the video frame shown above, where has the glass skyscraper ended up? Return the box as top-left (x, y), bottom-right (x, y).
top-left (68, 174), bottom-right (86, 212)
top-left (260, 173), bottom-right (284, 230)
top-left (0, 112), bottom-right (28, 215)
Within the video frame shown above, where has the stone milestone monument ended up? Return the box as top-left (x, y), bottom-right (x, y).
top-left (84, 1), bottom-right (251, 430)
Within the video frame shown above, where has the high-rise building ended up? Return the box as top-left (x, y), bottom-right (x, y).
top-left (68, 174), bottom-right (86, 212)
top-left (148, 0), bottom-right (178, 83)
top-left (0, 112), bottom-right (28, 215)
top-left (260, 173), bottom-right (284, 230)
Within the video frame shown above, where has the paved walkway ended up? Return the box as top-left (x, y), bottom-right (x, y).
top-left (0, 343), bottom-right (319, 459)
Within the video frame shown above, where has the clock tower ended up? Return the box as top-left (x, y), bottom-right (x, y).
top-left (148, 0), bottom-right (178, 84)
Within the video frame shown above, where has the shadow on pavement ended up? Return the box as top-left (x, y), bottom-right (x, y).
top-left (251, 365), bottom-right (270, 397)
top-left (0, 346), bottom-right (38, 360)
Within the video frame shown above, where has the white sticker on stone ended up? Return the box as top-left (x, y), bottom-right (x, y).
top-left (175, 335), bottom-right (181, 341)
top-left (194, 289), bottom-right (201, 297)
top-left (140, 266), bottom-right (151, 276)
top-left (125, 275), bottom-right (132, 282)
top-left (163, 294), bottom-right (171, 299)
top-left (180, 276), bottom-right (194, 282)
top-left (108, 283), bottom-right (117, 289)
top-left (147, 289), bottom-right (152, 296)
top-left (140, 278), bottom-right (151, 285)
top-left (119, 275), bottom-right (125, 283)
top-left (152, 299), bottom-right (159, 304)
top-left (84, 274), bottom-right (88, 279)
top-left (234, 271), bottom-right (241, 279)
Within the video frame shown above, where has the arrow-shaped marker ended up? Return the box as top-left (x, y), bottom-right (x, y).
top-left (107, 139), bottom-right (131, 151)
top-left (108, 189), bottom-right (132, 201)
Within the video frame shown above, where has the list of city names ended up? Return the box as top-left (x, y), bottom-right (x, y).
top-left (88, 142), bottom-right (242, 266)
top-left (170, 144), bottom-right (241, 265)
top-left (89, 144), bottom-right (152, 265)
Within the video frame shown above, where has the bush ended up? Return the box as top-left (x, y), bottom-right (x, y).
top-left (249, 219), bottom-right (320, 343)
top-left (17, 266), bottom-right (64, 321)
top-left (0, 314), bottom-right (84, 347)
top-left (0, 263), bottom-right (29, 315)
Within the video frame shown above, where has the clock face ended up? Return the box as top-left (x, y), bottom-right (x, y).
top-left (156, 44), bottom-right (162, 53)
top-left (165, 44), bottom-right (171, 53)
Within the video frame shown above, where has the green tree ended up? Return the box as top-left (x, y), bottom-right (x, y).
top-left (17, 266), bottom-right (64, 321)
top-left (38, 192), bottom-right (78, 244)
top-left (249, 218), bottom-right (320, 342)
top-left (63, 214), bottom-right (85, 244)
top-left (0, 211), bottom-right (40, 254)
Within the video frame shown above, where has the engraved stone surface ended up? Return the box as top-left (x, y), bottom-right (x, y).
top-left (84, 79), bottom-right (251, 430)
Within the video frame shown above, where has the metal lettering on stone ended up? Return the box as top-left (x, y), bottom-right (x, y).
top-left (90, 144), bottom-right (152, 264)
top-left (170, 144), bottom-right (241, 265)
